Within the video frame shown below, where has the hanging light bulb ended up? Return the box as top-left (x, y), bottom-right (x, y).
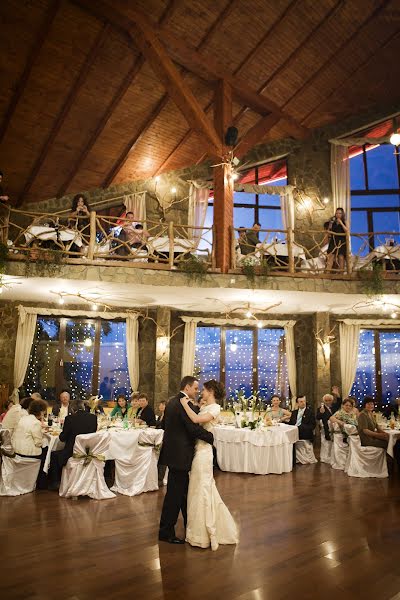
top-left (246, 310), bottom-right (253, 318)
top-left (232, 171), bottom-right (239, 181)
top-left (230, 340), bottom-right (237, 353)
top-left (257, 321), bottom-right (263, 328)
top-left (84, 338), bottom-right (92, 347)
top-left (58, 296), bottom-right (65, 305)
top-left (170, 187), bottom-right (177, 194)
top-left (323, 197), bottom-right (329, 205)
top-left (92, 303), bottom-right (98, 310)
top-left (390, 132), bottom-right (400, 146)
top-left (391, 311), bottom-right (397, 319)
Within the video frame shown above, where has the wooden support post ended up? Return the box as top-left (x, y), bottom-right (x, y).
top-left (88, 210), bottom-right (96, 260)
top-left (345, 229), bottom-right (352, 275)
top-left (168, 220), bottom-right (174, 269)
top-left (230, 226), bottom-right (237, 270)
top-left (213, 79), bottom-right (233, 274)
top-left (211, 224), bottom-right (216, 270)
top-left (287, 227), bottom-right (295, 274)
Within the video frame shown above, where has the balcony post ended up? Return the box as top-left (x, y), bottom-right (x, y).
top-left (88, 210), bottom-right (96, 260)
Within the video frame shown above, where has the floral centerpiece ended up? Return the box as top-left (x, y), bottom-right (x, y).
top-left (229, 389), bottom-right (263, 429)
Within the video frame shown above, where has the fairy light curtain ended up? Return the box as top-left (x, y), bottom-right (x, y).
top-left (14, 306), bottom-right (140, 402)
top-left (181, 317), bottom-right (297, 399)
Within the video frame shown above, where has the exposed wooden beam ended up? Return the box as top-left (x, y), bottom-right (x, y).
top-left (233, 0), bottom-right (298, 76)
top-left (0, 0), bottom-right (61, 145)
top-left (159, 0), bottom-right (184, 28)
top-left (128, 17), bottom-right (222, 154)
top-left (57, 54), bottom-right (145, 197)
top-left (17, 23), bottom-right (110, 206)
top-left (103, 94), bottom-right (169, 188)
top-left (196, 0), bottom-right (240, 52)
top-left (234, 113), bottom-right (281, 159)
top-left (302, 29), bottom-right (400, 126)
top-left (260, 0), bottom-right (343, 90)
top-left (301, 27), bottom-right (400, 125)
top-left (281, 0), bottom-right (390, 112)
top-left (214, 79), bottom-right (232, 143)
top-left (72, 0), bottom-right (307, 138)
top-left (152, 0), bottom-right (303, 174)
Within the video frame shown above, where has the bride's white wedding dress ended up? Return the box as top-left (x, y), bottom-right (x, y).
top-left (186, 403), bottom-right (238, 551)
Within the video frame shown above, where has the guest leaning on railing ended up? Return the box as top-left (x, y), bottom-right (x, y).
top-left (325, 207), bottom-right (348, 272)
top-left (68, 193), bottom-right (91, 250)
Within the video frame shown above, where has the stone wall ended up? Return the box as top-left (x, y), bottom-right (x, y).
top-left (0, 301), bottom-right (18, 390)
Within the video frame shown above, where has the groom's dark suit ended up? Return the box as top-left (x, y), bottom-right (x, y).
top-left (159, 393), bottom-right (214, 541)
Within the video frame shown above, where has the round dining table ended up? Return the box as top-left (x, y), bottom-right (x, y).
top-left (213, 423), bottom-right (299, 475)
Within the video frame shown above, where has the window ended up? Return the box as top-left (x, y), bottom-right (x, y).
top-left (351, 329), bottom-right (400, 408)
top-left (349, 119), bottom-right (400, 253)
top-left (208, 158), bottom-right (287, 238)
top-left (194, 325), bottom-right (288, 401)
top-left (24, 317), bottom-right (131, 401)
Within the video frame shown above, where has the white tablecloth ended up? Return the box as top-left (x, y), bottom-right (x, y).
top-left (148, 236), bottom-right (195, 253)
top-left (372, 245), bottom-right (400, 261)
top-left (24, 225), bottom-right (83, 247)
top-left (383, 429), bottom-right (400, 458)
top-left (42, 427), bottom-right (163, 474)
top-left (257, 241), bottom-right (305, 260)
top-left (213, 424), bottom-right (299, 475)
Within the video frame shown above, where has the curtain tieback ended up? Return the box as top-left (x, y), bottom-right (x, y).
top-left (138, 442), bottom-right (161, 455)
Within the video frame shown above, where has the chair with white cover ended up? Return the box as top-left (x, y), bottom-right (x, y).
top-left (0, 453), bottom-right (41, 496)
top-left (319, 423), bottom-right (333, 465)
top-left (295, 440), bottom-right (318, 464)
top-left (346, 436), bottom-right (388, 478)
top-left (59, 431), bottom-right (116, 499)
top-left (330, 423), bottom-right (357, 470)
top-left (111, 429), bottom-right (163, 496)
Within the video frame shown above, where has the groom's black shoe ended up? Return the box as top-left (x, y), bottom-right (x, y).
top-left (158, 535), bottom-right (185, 544)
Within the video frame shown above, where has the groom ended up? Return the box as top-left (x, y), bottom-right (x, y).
top-left (158, 375), bottom-right (214, 544)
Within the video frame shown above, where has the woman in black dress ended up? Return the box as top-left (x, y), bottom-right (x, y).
top-left (326, 207), bottom-right (348, 272)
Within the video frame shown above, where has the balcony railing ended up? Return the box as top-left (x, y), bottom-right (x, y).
top-left (1, 205), bottom-right (399, 279)
top-left (1, 207), bottom-right (216, 270)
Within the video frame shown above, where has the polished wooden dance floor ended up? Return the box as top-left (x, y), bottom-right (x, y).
top-left (1, 464), bottom-right (400, 600)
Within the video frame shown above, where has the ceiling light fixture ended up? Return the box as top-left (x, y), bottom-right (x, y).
top-left (390, 117), bottom-right (400, 148)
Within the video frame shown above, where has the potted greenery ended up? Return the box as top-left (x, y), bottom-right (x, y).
top-left (179, 253), bottom-right (208, 283)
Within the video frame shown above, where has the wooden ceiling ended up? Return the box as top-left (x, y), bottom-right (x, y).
top-left (1, 0), bottom-right (400, 205)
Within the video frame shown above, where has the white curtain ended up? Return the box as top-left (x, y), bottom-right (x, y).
top-left (126, 315), bottom-right (140, 393)
top-left (188, 184), bottom-right (209, 245)
top-left (339, 322), bottom-right (360, 396)
top-left (330, 144), bottom-right (350, 227)
top-left (284, 323), bottom-right (297, 407)
top-left (181, 318), bottom-right (198, 378)
top-left (280, 190), bottom-right (295, 230)
top-left (124, 192), bottom-right (147, 226)
top-left (12, 311), bottom-right (37, 403)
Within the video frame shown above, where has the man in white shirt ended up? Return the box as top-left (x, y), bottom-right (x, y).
top-left (53, 391), bottom-right (72, 421)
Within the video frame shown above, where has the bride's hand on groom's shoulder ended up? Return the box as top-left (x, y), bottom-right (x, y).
top-left (180, 397), bottom-right (189, 406)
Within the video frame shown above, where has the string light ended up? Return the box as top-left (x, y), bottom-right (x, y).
top-left (92, 303), bottom-right (98, 310)
top-left (170, 187), bottom-right (177, 194)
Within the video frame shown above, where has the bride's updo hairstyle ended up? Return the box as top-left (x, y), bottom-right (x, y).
top-left (203, 379), bottom-right (225, 402)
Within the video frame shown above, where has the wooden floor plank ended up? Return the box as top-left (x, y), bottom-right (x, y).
top-left (1, 464), bottom-right (399, 599)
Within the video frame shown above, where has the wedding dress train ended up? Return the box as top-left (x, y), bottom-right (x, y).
top-left (185, 403), bottom-right (238, 551)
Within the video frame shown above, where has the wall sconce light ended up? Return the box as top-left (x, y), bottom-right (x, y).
top-left (157, 336), bottom-right (169, 354)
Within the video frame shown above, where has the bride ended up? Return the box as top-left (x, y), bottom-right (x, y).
top-left (180, 379), bottom-right (238, 551)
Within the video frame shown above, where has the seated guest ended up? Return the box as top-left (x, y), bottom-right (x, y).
top-left (289, 395), bottom-right (316, 441)
top-left (330, 397), bottom-right (358, 443)
top-left (111, 394), bottom-right (130, 419)
top-left (30, 392), bottom-right (43, 401)
top-left (237, 226), bottom-right (252, 256)
top-left (48, 399), bottom-right (97, 489)
top-left (383, 396), bottom-right (400, 419)
top-left (0, 399), bottom-right (13, 422)
top-left (12, 399), bottom-right (48, 458)
top-left (86, 396), bottom-right (104, 415)
top-left (358, 396), bottom-right (389, 449)
top-left (52, 390), bottom-right (73, 421)
top-left (316, 393), bottom-right (335, 440)
top-left (128, 393), bottom-right (140, 419)
top-left (265, 395), bottom-right (291, 423)
top-left (156, 400), bottom-right (167, 429)
top-left (136, 393), bottom-right (156, 427)
top-left (2, 396), bottom-right (34, 438)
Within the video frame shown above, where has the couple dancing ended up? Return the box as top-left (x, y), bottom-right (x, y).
top-left (159, 376), bottom-right (238, 551)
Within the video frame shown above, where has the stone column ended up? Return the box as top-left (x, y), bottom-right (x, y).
top-left (154, 307), bottom-right (171, 407)
top-left (313, 312), bottom-right (332, 405)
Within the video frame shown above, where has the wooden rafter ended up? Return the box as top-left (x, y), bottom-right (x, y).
top-left (102, 94), bottom-right (169, 188)
top-left (0, 0), bottom-right (61, 145)
top-left (17, 23), bottom-right (110, 206)
top-left (260, 0), bottom-right (343, 89)
top-left (128, 18), bottom-right (222, 154)
top-left (72, 0), bottom-right (307, 138)
top-left (57, 55), bottom-right (145, 197)
top-left (57, 0), bottom-right (177, 197)
top-left (281, 0), bottom-right (390, 112)
top-left (196, 0), bottom-right (240, 52)
top-left (302, 27), bottom-right (400, 125)
top-left (234, 113), bottom-right (281, 159)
